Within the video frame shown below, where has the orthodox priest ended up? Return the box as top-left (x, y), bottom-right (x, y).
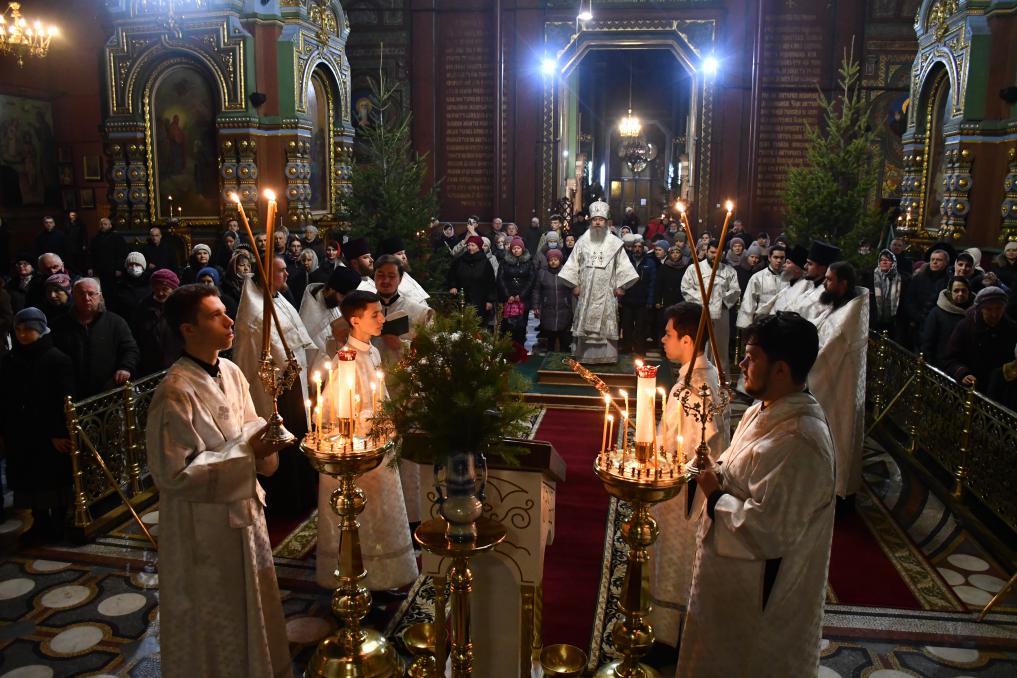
top-left (678, 312), bottom-right (836, 678)
top-left (810, 261), bottom-right (870, 499)
top-left (650, 302), bottom-right (730, 651)
top-left (298, 264), bottom-right (362, 368)
top-left (558, 200), bottom-right (638, 364)
top-left (147, 284), bottom-right (291, 678)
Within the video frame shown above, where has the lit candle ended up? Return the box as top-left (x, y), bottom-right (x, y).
top-left (370, 381), bottom-right (377, 417)
top-left (600, 394), bottom-right (611, 453)
top-left (677, 435), bottom-right (684, 463)
top-left (313, 370), bottom-right (322, 409)
top-left (348, 386), bottom-right (355, 432)
top-left (335, 350), bottom-right (357, 427)
top-left (304, 398), bottom-right (312, 433)
top-left (607, 415), bottom-right (615, 453)
top-left (634, 365), bottom-right (658, 447)
top-left (315, 405), bottom-right (322, 436)
top-left (353, 394), bottom-right (361, 435)
top-left (263, 189), bottom-right (277, 298)
top-left (619, 389), bottom-right (629, 421)
top-left (324, 361), bottom-right (333, 421)
top-left (622, 413), bottom-right (629, 453)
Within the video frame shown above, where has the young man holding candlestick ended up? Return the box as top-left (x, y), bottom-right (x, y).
top-left (677, 312), bottom-right (836, 678)
top-left (680, 239), bottom-right (741, 372)
top-left (315, 290), bottom-right (418, 593)
top-left (648, 302), bottom-right (730, 657)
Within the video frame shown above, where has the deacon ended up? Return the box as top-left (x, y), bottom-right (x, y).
top-left (316, 290), bottom-right (418, 592)
top-left (678, 312), bottom-right (836, 678)
top-left (810, 261), bottom-right (869, 499)
top-left (680, 240), bottom-right (740, 371)
top-left (787, 240), bottom-right (841, 323)
top-left (736, 244), bottom-right (788, 330)
top-left (377, 235), bottom-right (430, 305)
top-left (146, 284), bottom-right (291, 678)
top-left (299, 264), bottom-right (362, 366)
top-left (558, 200), bottom-right (639, 364)
top-left (650, 302), bottom-right (730, 651)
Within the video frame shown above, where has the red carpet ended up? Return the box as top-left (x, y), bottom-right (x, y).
top-left (828, 505), bottom-right (921, 609)
top-left (534, 408), bottom-right (612, 650)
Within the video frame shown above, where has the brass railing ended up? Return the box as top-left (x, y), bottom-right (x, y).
top-left (65, 370), bottom-right (166, 539)
top-left (867, 332), bottom-right (1017, 535)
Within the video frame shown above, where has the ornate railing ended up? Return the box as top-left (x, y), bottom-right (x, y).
top-left (867, 332), bottom-right (1017, 535)
top-left (65, 371), bottom-right (166, 539)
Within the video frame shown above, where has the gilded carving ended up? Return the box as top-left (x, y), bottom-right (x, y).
top-left (938, 145), bottom-right (973, 240)
top-left (1000, 146), bottom-right (1017, 244)
top-left (927, 0), bottom-right (958, 39)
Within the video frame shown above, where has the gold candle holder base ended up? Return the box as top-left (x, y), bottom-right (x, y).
top-left (594, 464), bottom-right (686, 678)
top-left (401, 622), bottom-right (443, 677)
top-left (301, 437), bottom-right (403, 678)
top-left (261, 410), bottom-right (297, 447)
top-left (633, 441), bottom-right (654, 464)
top-left (540, 643), bottom-right (588, 677)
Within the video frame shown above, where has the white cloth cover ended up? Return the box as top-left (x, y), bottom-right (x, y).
top-left (649, 354), bottom-right (730, 645)
top-left (558, 228), bottom-right (638, 364)
top-left (677, 391), bottom-right (836, 678)
top-left (809, 287), bottom-right (870, 497)
top-left (146, 358), bottom-right (291, 678)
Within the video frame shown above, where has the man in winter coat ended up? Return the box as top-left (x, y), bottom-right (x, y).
top-left (620, 236), bottom-right (657, 355)
top-left (944, 286), bottom-right (1017, 392)
top-left (920, 276), bottom-right (971, 367)
top-left (532, 249), bottom-right (574, 352)
top-left (902, 248), bottom-right (951, 348)
top-left (90, 218), bottom-right (130, 288)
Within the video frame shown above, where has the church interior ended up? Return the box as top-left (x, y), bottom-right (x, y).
top-left (1, 1), bottom-right (1017, 676)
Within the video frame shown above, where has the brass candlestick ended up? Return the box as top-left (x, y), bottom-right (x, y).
top-left (300, 437), bottom-right (403, 677)
top-left (594, 463), bottom-right (686, 678)
top-left (258, 352), bottom-right (301, 445)
top-left (677, 378), bottom-right (733, 477)
top-left (415, 516), bottom-right (507, 678)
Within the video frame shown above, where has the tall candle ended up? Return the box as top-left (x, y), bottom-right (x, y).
top-left (677, 435), bottom-right (684, 462)
top-left (263, 189), bottom-right (277, 297)
top-left (335, 349), bottom-right (357, 424)
top-left (600, 394), bottom-right (611, 453)
top-left (313, 370), bottom-right (322, 409)
top-left (304, 398), bottom-right (313, 432)
top-left (607, 415), bottom-right (615, 453)
top-left (370, 381), bottom-right (377, 417)
top-left (315, 405), bottom-right (322, 436)
top-left (634, 364), bottom-right (658, 445)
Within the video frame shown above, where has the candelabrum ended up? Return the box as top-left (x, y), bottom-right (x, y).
top-left (300, 430), bottom-right (403, 677)
top-left (258, 351), bottom-right (301, 446)
top-left (676, 377), bottom-right (733, 477)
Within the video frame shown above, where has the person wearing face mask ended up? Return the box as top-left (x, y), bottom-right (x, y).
top-left (131, 269), bottom-right (183, 376)
top-left (110, 251), bottom-right (151, 319)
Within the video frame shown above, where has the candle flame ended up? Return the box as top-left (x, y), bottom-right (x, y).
top-left (370, 382), bottom-right (377, 391)
top-left (324, 361), bottom-right (332, 371)
top-left (619, 389), bottom-right (628, 398)
top-left (375, 370), bottom-right (384, 380)
top-left (603, 394), bottom-right (611, 403)
top-left (607, 414), bottom-right (614, 421)
top-left (263, 189), bottom-right (276, 201)
top-left (304, 398), bottom-right (312, 407)
top-left (634, 359), bottom-right (643, 368)
top-left (676, 201), bottom-right (687, 214)
top-left (657, 387), bottom-right (667, 397)
top-left (725, 199), bottom-right (734, 213)
top-left (230, 192), bottom-right (240, 203)
top-left (313, 371), bottom-right (321, 383)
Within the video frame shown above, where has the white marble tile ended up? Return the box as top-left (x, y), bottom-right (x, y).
top-left (936, 567), bottom-right (965, 586)
top-left (48, 624), bottom-right (105, 654)
top-left (0, 578), bottom-right (35, 601)
top-left (39, 584), bottom-right (91, 609)
top-left (868, 670), bottom-right (920, 678)
top-left (0, 665), bottom-right (55, 678)
top-left (0, 518), bottom-right (24, 534)
top-left (946, 554), bottom-right (990, 572)
top-left (924, 646), bottom-right (980, 663)
top-left (98, 592), bottom-right (148, 617)
top-left (29, 560), bottom-right (71, 573)
top-left (141, 510), bottom-right (159, 525)
top-left (968, 573), bottom-right (1007, 593)
top-left (953, 585), bottom-right (993, 607)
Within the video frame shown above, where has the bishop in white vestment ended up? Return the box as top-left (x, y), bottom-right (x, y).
top-left (558, 200), bottom-right (638, 364)
top-left (678, 314), bottom-right (835, 678)
top-left (147, 287), bottom-right (291, 678)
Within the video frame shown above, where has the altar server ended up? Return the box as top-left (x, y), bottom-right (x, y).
top-left (146, 284), bottom-right (291, 678)
top-left (678, 312), bottom-right (836, 678)
top-left (680, 240), bottom-right (740, 371)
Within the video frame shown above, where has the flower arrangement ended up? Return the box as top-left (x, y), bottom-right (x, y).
top-left (370, 302), bottom-right (536, 463)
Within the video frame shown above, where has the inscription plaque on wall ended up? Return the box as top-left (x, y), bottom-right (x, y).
top-left (754, 6), bottom-right (831, 224)
top-left (438, 12), bottom-right (495, 217)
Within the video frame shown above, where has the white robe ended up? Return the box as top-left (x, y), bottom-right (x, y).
top-left (398, 271), bottom-right (430, 305)
top-left (315, 334), bottom-right (419, 590)
top-left (677, 392), bottom-right (836, 678)
top-left (146, 358), bottom-right (291, 678)
top-left (681, 259), bottom-right (740, 370)
top-left (759, 276), bottom-right (809, 316)
top-left (809, 288), bottom-right (870, 497)
top-left (650, 354), bottom-right (730, 646)
top-left (558, 227), bottom-right (639, 364)
top-left (782, 279), bottom-right (830, 325)
top-left (736, 267), bottom-right (788, 329)
top-left (233, 280), bottom-right (316, 419)
top-left (299, 282), bottom-right (346, 362)
top-left (357, 277), bottom-right (378, 293)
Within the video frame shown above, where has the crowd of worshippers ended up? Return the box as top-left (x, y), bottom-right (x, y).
top-left (0, 212), bottom-right (435, 542)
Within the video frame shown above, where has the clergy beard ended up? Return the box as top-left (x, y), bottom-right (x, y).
top-left (781, 270), bottom-right (801, 283)
top-left (820, 288), bottom-right (854, 308)
top-left (589, 226), bottom-right (607, 243)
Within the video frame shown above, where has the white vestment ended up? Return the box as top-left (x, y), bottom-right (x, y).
top-left (398, 271), bottom-right (430, 305)
top-left (315, 334), bottom-right (419, 590)
top-left (784, 279), bottom-right (831, 325)
top-left (234, 281), bottom-right (316, 419)
top-left (558, 227), bottom-right (639, 364)
top-left (758, 276), bottom-right (808, 316)
top-left (146, 358), bottom-right (291, 678)
top-left (649, 354), bottom-right (730, 646)
top-left (736, 267), bottom-right (788, 329)
top-left (677, 392), bottom-right (836, 678)
top-left (809, 288), bottom-right (870, 497)
top-left (357, 277), bottom-right (378, 293)
top-left (681, 259), bottom-right (740, 370)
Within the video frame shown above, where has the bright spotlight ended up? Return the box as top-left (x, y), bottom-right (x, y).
top-left (578, 9), bottom-right (593, 21)
top-left (541, 57), bottom-right (557, 76)
top-left (701, 55), bottom-right (719, 78)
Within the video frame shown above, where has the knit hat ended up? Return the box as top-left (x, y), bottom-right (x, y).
top-left (125, 251), bottom-right (147, 268)
top-left (974, 286), bottom-right (1007, 309)
top-left (14, 307), bottom-right (47, 335)
top-left (45, 273), bottom-right (72, 291)
top-left (746, 244), bottom-right (765, 258)
top-left (787, 244), bottom-right (809, 269)
top-left (191, 243), bottom-right (212, 257)
top-left (327, 265), bottom-right (362, 295)
top-left (196, 266), bottom-right (220, 285)
top-left (807, 240), bottom-right (841, 266)
top-left (481, 236), bottom-right (491, 249)
top-left (655, 239), bottom-right (670, 251)
top-left (377, 235), bottom-right (406, 256)
top-left (509, 236), bottom-right (525, 250)
top-left (466, 235), bottom-right (484, 249)
top-left (150, 268), bottom-right (180, 290)
top-left (344, 238), bottom-right (371, 260)
top-left (728, 237), bottom-right (745, 249)
top-left (1004, 241), bottom-right (1017, 253)
top-left (963, 247), bottom-right (982, 267)
top-left (546, 231), bottom-right (561, 244)
top-left (546, 249), bottom-right (563, 263)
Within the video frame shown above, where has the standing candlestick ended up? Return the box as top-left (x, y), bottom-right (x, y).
top-left (633, 364), bottom-right (659, 463)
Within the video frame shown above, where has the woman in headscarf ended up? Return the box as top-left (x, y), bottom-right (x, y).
top-left (870, 248), bottom-right (907, 341)
top-left (725, 237), bottom-right (745, 268)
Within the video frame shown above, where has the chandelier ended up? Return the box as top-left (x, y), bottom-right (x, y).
top-left (0, 3), bottom-right (58, 68)
top-left (616, 65), bottom-right (656, 172)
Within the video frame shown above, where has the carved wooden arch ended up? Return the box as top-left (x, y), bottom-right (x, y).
top-left (129, 45), bottom-right (230, 118)
top-left (909, 50), bottom-right (961, 130)
top-left (298, 54), bottom-right (350, 126)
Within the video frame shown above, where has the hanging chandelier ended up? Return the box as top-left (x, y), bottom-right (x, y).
top-left (0, 3), bottom-right (59, 68)
top-left (617, 65), bottom-right (656, 172)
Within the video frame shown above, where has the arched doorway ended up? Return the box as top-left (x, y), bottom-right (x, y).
top-left (920, 67), bottom-right (951, 234)
top-left (307, 69), bottom-right (335, 214)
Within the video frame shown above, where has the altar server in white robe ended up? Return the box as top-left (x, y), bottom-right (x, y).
top-left (377, 235), bottom-right (431, 306)
top-left (299, 265), bottom-right (362, 370)
top-left (650, 302), bottom-right (730, 648)
top-left (678, 312), bottom-right (836, 678)
top-left (681, 240), bottom-right (740, 371)
top-left (147, 284), bottom-right (292, 678)
top-left (373, 254), bottom-right (435, 523)
top-left (234, 255), bottom-right (318, 516)
top-left (757, 244), bottom-right (810, 316)
top-left (558, 200), bottom-right (639, 364)
top-left (810, 261), bottom-right (870, 498)
top-left (782, 240), bottom-right (842, 325)
top-left (736, 245), bottom-right (788, 329)
top-left (315, 290), bottom-right (419, 591)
